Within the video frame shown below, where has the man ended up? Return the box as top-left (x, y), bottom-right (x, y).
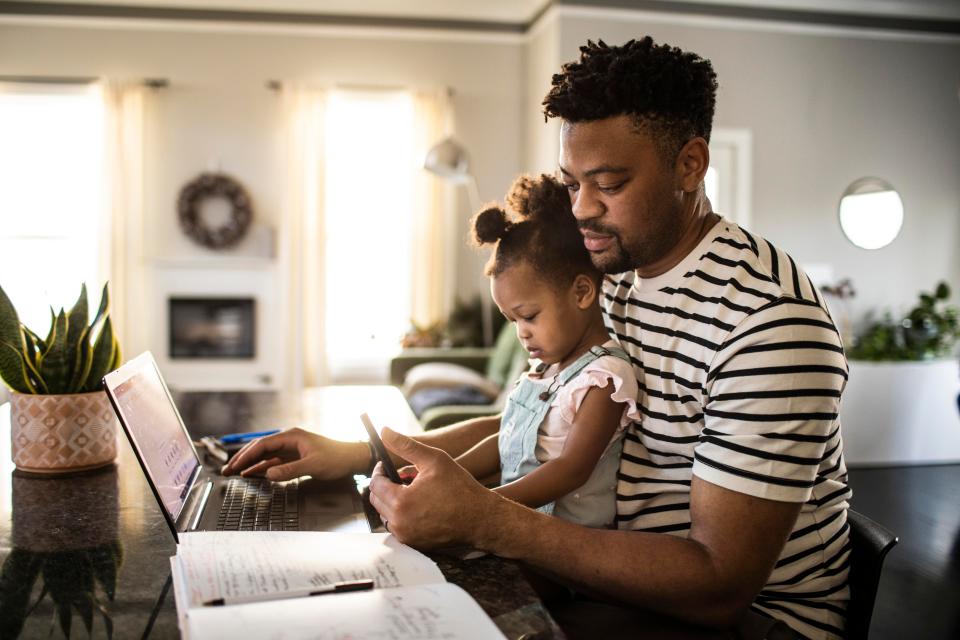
top-left (225, 38), bottom-right (850, 640)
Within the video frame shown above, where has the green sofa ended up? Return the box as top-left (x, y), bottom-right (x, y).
top-left (390, 324), bottom-right (528, 430)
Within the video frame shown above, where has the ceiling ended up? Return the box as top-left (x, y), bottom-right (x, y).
top-left (7, 0), bottom-right (960, 28)
top-left (15, 0), bottom-right (550, 24)
top-left (664, 1), bottom-right (960, 21)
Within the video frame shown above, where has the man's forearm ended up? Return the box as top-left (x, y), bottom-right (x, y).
top-left (388, 415), bottom-right (500, 467)
top-left (475, 496), bottom-right (752, 628)
top-left (369, 432), bottom-right (793, 629)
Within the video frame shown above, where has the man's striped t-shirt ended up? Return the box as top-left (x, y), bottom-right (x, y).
top-left (603, 218), bottom-right (851, 640)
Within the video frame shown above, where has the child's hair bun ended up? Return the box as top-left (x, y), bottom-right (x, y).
top-left (472, 205), bottom-right (511, 245)
top-left (506, 173), bottom-right (568, 222)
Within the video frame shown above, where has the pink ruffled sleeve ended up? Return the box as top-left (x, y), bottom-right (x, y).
top-left (557, 355), bottom-right (641, 430)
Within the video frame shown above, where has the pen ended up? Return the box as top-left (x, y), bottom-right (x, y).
top-left (197, 436), bottom-right (228, 464)
top-left (201, 579), bottom-right (375, 606)
top-left (219, 429), bottom-right (281, 444)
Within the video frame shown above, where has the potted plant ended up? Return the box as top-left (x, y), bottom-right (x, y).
top-left (849, 281), bottom-right (958, 360)
top-left (0, 283), bottom-right (122, 473)
top-left (840, 281), bottom-right (960, 466)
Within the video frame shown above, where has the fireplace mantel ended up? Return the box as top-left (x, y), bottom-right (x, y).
top-left (151, 255), bottom-right (273, 270)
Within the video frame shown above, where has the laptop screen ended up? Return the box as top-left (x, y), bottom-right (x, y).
top-left (104, 352), bottom-right (200, 523)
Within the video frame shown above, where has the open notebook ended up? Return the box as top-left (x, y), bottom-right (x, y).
top-left (170, 531), bottom-right (506, 639)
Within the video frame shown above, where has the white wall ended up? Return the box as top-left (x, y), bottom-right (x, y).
top-left (551, 8), bottom-right (960, 325)
top-left (0, 21), bottom-right (524, 326)
top-left (524, 12), bottom-right (562, 174)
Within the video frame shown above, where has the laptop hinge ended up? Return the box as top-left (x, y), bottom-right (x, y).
top-left (175, 463), bottom-right (206, 532)
top-left (190, 480), bottom-right (214, 531)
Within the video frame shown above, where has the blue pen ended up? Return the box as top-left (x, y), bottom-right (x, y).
top-left (219, 429), bottom-right (281, 444)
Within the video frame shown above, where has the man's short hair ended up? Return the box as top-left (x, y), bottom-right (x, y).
top-left (543, 37), bottom-right (719, 159)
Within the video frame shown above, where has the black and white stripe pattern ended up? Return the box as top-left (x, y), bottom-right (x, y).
top-left (604, 219), bottom-right (850, 640)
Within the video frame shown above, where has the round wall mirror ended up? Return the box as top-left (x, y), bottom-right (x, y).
top-left (838, 177), bottom-right (903, 250)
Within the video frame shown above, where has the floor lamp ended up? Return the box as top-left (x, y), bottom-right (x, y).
top-left (423, 136), bottom-right (493, 347)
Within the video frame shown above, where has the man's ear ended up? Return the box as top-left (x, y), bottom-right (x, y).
top-left (675, 137), bottom-right (710, 194)
top-left (572, 274), bottom-right (598, 309)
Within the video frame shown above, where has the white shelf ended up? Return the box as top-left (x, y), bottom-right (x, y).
top-left (150, 255), bottom-right (275, 270)
top-left (841, 359), bottom-right (960, 466)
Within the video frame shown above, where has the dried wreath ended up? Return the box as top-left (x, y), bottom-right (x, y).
top-left (177, 172), bottom-right (253, 249)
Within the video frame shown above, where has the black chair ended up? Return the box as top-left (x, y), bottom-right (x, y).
top-left (845, 509), bottom-right (898, 640)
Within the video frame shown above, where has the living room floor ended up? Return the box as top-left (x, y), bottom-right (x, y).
top-left (847, 464), bottom-right (960, 640)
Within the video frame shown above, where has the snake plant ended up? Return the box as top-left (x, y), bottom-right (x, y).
top-left (0, 283), bottom-right (121, 394)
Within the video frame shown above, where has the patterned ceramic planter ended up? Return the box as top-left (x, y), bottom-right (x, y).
top-left (10, 391), bottom-right (119, 473)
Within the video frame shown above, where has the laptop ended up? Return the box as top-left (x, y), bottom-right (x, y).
top-left (103, 351), bottom-right (370, 542)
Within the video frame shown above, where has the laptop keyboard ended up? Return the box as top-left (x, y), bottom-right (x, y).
top-left (216, 477), bottom-right (300, 531)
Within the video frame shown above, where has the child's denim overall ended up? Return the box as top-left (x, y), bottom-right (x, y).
top-left (498, 344), bottom-right (630, 527)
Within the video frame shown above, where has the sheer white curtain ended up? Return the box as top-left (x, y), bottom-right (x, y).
top-left (279, 85), bottom-right (453, 387)
top-left (410, 88), bottom-right (456, 332)
top-left (100, 80), bottom-right (148, 357)
top-left (278, 85), bottom-right (327, 388)
top-left (323, 89), bottom-right (414, 382)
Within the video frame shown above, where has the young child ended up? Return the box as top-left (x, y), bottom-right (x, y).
top-left (453, 174), bottom-right (640, 528)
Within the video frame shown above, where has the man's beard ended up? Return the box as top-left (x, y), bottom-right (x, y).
top-left (584, 230), bottom-right (636, 274)
top-left (581, 211), bottom-right (685, 275)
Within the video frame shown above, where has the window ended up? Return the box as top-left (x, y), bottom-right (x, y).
top-left (0, 84), bottom-right (105, 333)
top-left (323, 90), bottom-right (415, 381)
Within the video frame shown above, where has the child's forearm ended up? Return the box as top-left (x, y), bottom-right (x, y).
top-left (453, 432), bottom-right (501, 479)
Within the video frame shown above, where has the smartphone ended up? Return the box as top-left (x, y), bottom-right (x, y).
top-left (360, 413), bottom-right (403, 484)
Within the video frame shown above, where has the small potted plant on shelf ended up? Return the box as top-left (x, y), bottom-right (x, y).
top-left (849, 281), bottom-right (958, 361)
top-left (0, 283), bottom-right (122, 473)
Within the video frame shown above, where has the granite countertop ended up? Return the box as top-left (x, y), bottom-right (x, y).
top-left (0, 399), bottom-right (564, 639)
top-left (437, 554), bottom-right (564, 640)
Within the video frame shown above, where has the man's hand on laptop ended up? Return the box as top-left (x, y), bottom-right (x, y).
top-left (220, 428), bottom-right (369, 481)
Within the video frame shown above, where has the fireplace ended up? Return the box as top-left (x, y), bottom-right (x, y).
top-left (149, 261), bottom-right (285, 392)
top-left (169, 297), bottom-right (255, 359)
